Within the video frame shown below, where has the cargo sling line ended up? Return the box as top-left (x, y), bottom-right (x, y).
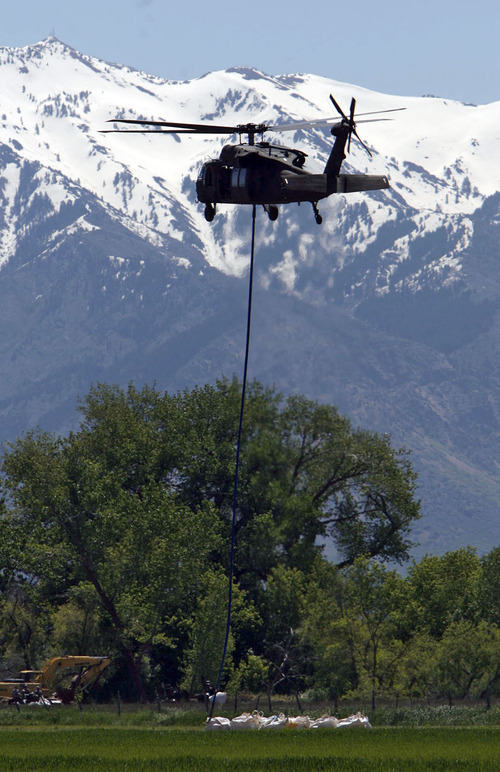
top-left (209, 204), bottom-right (257, 718)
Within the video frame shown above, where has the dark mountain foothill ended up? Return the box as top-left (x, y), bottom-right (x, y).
top-left (0, 38), bottom-right (498, 559)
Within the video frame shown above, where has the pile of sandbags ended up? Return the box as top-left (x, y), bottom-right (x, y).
top-left (205, 710), bottom-right (371, 731)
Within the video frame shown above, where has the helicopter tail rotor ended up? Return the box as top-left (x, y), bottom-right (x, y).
top-left (330, 94), bottom-right (373, 158)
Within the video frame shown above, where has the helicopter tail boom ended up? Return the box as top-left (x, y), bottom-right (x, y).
top-left (280, 170), bottom-right (388, 203)
top-left (335, 174), bottom-right (389, 193)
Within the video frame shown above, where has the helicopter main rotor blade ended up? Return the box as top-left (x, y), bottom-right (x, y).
top-left (349, 97), bottom-right (356, 123)
top-left (269, 100), bottom-right (404, 134)
top-left (347, 97), bottom-right (356, 152)
top-left (352, 127), bottom-right (372, 157)
top-left (355, 107), bottom-right (406, 117)
top-left (268, 118), bottom-right (337, 131)
top-left (106, 118), bottom-right (242, 134)
top-left (101, 128), bottom-right (197, 134)
top-left (267, 116), bottom-right (392, 133)
top-left (105, 118), bottom-right (277, 138)
top-left (104, 103), bottom-right (405, 138)
top-left (330, 97), bottom-right (406, 120)
top-left (330, 94), bottom-right (348, 121)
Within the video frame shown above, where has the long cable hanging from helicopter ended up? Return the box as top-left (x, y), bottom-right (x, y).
top-left (102, 95), bottom-right (405, 709)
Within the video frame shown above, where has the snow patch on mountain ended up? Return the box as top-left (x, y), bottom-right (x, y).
top-left (0, 37), bottom-right (499, 296)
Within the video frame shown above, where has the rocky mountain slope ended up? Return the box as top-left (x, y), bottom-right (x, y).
top-left (0, 38), bottom-right (498, 558)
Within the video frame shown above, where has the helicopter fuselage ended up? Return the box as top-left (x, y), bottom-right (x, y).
top-left (196, 123), bottom-right (389, 223)
top-left (196, 141), bottom-right (329, 207)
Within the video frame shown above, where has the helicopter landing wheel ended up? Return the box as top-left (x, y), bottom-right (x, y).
top-left (264, 204), bottom-right (279, 222)
top-left (204, 203), bottom-right (216, 222)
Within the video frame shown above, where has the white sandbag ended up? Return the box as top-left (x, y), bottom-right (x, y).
top-left (336, 711), bottom-right (372, 729)
top-left (206, 709), bottom-right (370, 731)
top-left (205, 716), bottom-right (231, 731)
top-left (310, 714), bottom-right (339, 729)
top-left (259, 713), bottom-right (289, 729)
top-left (207, 691), bottom-right (227, 706)
top-left (230, 711), bottom-right (263, 730)
top-left (287, 715), bottom-right (312, 729)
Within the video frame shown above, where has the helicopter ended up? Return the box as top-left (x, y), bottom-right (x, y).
top-left (104, 95), bottom-right (404, 225)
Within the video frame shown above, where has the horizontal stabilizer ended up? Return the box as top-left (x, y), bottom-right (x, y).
top-left (335, 174), bottom-right (390, 192)
top-left (280, 172), bottom-right (328, 202)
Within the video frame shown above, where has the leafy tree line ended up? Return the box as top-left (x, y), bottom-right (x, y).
top-left (0, 378), bottom-right (498, 706)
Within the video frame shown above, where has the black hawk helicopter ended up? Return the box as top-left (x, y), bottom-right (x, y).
top-left (104, 96), bottom-right (403, 225)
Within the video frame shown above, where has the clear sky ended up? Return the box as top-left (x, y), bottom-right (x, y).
top-left (2, 0), bottom-right (498, 105)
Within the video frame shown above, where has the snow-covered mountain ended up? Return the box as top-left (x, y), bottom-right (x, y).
top-left (0, 37), bottom-right (499, 558)
top-left (2, 38), bottom-right (497, 281)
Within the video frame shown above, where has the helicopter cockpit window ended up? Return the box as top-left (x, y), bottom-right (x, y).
top-left (231, 169), bottom-right (247, 188)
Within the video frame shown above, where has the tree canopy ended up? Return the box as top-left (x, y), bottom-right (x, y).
top-left (3, 378), bottom-right (495, 705)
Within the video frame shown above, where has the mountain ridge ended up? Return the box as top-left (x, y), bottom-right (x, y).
top-left (0, 38), bottom-right (498, 559)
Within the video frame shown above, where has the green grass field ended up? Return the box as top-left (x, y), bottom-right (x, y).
top-left (0, 724), bottom-right (499, 770)
top-left (0, 705), bottom-right (499, 770)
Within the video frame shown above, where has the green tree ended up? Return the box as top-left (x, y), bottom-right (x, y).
top-left (433, 620), bottom-right (500, 705)
top-left (396, 632), bottom-right (439, 703)
top-left (1, 415), bottom-right (220, 698)
top-left (478, 547), bottom-right (500, 626)
top-left (49, 583), bottom-right (103, 657)
top-left (407, 548), bottom-right (481, 638)
top-left (257, 566), bottom-right (311, 710)
top-left (0, 378), bottom-right (421, 696)
top-left (164, 379), bottom-right (420, 585)
top-left (0, 585), bottom-right (48, 672)
top-left (340, 558), bottom-right (411, 710)
top-left (229, 651), bottom-right (272, 696)
top-left (298, 562), bottom-right (356, 706)
top-left (181, 570), bottom-right (260, 694)
top-left (278, 397), bottom-right (420, 569)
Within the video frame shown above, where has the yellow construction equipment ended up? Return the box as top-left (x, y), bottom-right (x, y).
top-left (0, 655), bottom-right (111, 704)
